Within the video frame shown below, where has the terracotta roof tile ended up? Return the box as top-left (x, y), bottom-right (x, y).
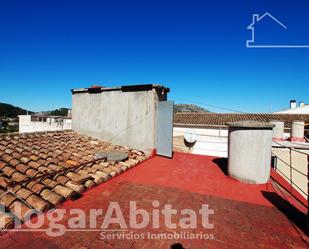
top-left (174, 113), bottom-right (309, 128)
top-left (24, 194), bottom-right (52, 212)
top-left (20, 157), bottom-right (30, 164)
top-left (0, 130), bottom-right (148, 231)
top-left (0, 211), bottom-right (14, 230)
top-left (15, 164), bottom-right (31, 174)
top-left (1, 154), bottom-right (13, 163)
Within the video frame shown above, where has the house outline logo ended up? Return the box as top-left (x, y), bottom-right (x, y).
top-left (246, 12), bottom-right (309, 48)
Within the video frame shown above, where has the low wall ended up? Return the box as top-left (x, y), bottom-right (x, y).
top-left (173, 126), bottom-right (228, 157)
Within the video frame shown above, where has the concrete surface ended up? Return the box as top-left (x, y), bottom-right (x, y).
top-left (271, 120), bottom-right (284, 140)
top-left (72, 86), bottom-right (167, 152)
top-left (228, 122), bottom-right (274, 184)
top-left (291, 121), bottom-right (305, 141)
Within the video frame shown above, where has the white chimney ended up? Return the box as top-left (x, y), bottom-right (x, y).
top-left (290, 100), bottom-right (297, 109)
top-left (299, 101), bottom-right (304, 107)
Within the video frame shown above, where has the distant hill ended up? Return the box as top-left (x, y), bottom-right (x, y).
top-left (174, 104), bottom-right (209, 113)
top-left (38, 108), bottom-right (70, 117)
top-left (0, 103), bottom-right (32, 118)
top-left (1, 102), bottom-right (205, 117)
top-left (0, 103), bottom-right (70, 118)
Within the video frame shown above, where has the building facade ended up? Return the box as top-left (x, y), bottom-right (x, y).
top-left (275, 100), bottom-right (309, 114)
top-left (173, 113), bottom-right (309, 157)
top-left (19, 115), bottom-right (72, 133)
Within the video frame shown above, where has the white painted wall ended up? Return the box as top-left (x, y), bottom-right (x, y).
top-left (275, 105), bottom-right (309, 114)
top-left (173, 126), bottom-right (228, 157)
top-left (19, 115), bottom-right (72, 133)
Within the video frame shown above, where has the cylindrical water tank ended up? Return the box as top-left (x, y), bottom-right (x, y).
top-left (291, 121), bottom-right (305, 142)
top-left (227, 121), bottom-right (274, 184)
top-left (270, 120), bottom-right (284, 141)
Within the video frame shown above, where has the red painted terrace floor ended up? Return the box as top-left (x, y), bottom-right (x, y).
top-left (1, 152), bottom-right (308, 249)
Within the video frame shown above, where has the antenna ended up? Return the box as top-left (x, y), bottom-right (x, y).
top-left (184, 131), bottom-right (198, 150)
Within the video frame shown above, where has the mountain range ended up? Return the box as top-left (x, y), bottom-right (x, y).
top-left (0, 103), bottom-right (69, 118)
top-left (174, 104), bottom-right (209, 113)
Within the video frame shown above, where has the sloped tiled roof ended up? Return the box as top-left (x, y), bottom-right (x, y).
top-left (0, 131), bottom-right (147, 231)
top-left (174, 113), bottom-right (309, 128)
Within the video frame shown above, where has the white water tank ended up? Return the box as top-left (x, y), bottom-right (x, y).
top-left (291, 120), bottom-right (305, 142)
top-left (270, 120), bottom-right (284, 141)
top-left (227, 121), bottom-right (274, 184)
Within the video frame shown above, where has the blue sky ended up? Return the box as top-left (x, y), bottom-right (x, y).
top-left (0, 0), bottom-right (308, 113)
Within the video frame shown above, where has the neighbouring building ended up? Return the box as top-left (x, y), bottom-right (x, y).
top-left (173, 112), bottom-right (309, 157)
top-left (19, 114), bottom-right (72, 133)
top-left (275, 100), bottom-right (309, 114)
top-left (72, 84), bottom-right (171, 153)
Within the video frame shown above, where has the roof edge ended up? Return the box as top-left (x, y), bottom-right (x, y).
top-left (0, 129), bottom-right (73, 138)
top-left (71, 84), bottom-right (170, 94)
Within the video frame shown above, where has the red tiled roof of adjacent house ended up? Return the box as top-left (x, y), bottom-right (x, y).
top-left (0, 131), bottom-right (147, 231)
top-left (1, 153), bottom-right (308, 248)
top-left (174, 113), bottom-right (309, 128)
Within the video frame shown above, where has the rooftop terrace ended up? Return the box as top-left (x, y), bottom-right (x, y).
top-left (1, 152), bottom-right (308, 249)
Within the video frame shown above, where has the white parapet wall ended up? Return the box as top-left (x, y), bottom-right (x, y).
top-left (173, 126), bottom-right (228, 157)
top-left (19, 115), bottom-right (72, 133)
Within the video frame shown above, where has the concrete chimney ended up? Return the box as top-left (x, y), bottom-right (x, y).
top-left (300, 101), bottom-right (305, 107)
top-left (291, 121), bottom-right (305, 142)
top-left (71, 84), bottom-right (170, 152)
top-left (270, 120), bottom-right (284, 141)
top-left (290, 100), bottom-right (297, 109)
